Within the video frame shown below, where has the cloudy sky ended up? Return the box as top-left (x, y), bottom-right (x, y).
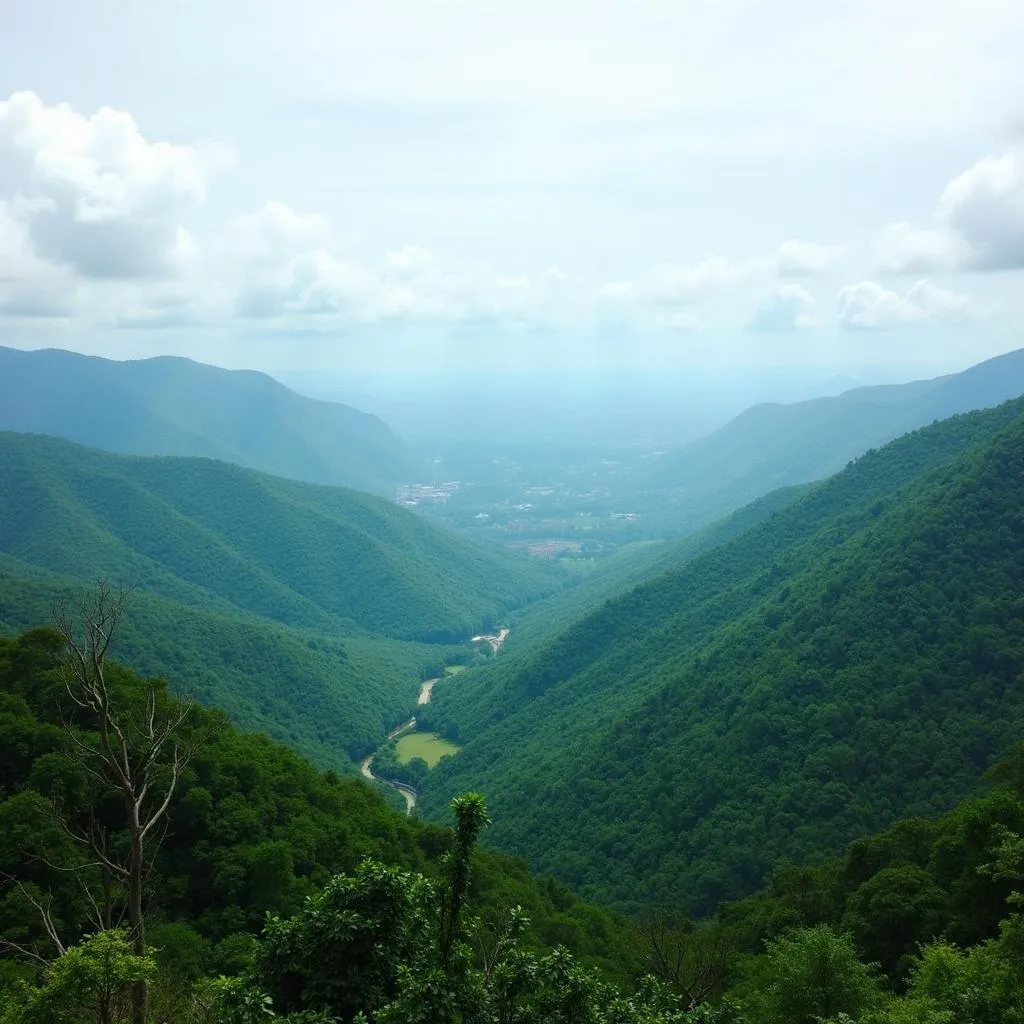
top-left (2, 0), bottom-right (1024, 374)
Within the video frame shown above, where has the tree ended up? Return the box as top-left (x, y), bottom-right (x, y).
top-left (636, 910), bottom-right (734, 1009)
top-left (0, 930), bottom-right (155, 1024)
top-left (50, 582), bottom-right (198, 1024)
top-left (748, 925), bottom-right (882, 1024)
top-left (842, 865), bottom-right (948, 975)
top-left (439, 792), bottom-right (490, 971)
top-left (260, 860), bottom-right (436, 1022)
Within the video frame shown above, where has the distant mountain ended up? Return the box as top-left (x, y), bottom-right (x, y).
top-left (641, 347), bottom-right (1024, 531)
top-left (0, 433), bottom-right (558, 763)
top-left (419, 397), bottom-right (1024, 912)
top-left (0, 346), bottom-right (423, 496)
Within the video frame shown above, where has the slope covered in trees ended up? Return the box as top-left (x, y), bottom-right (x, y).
top-left (0, 346), bottom-right (422, 496)
top-left (0, 432), bottom-right (557, 643)
top-left (0, 433), bottom-right (559, 764)
top-left (418, 397), bottom-right (1024, 913)
top-left (0, 627), bottom-right (640, 1004)
top-left (0, 568), bottom-right (448, 766)
top-left (4, 619), bottom-right (1024, 1024)
top-left (641, 345), bottom-right (1024, 532)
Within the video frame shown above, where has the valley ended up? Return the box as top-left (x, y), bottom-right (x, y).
top-left (359, 631), bottom-right (506, 813)
top-left (416, 395), bottom-right (1024, 911)
top-left (5, 345), bottom-right (1024, 1023)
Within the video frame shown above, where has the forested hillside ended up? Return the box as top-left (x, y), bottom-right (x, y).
top-left (419, 397), bottom-right (1024, 913)
top-left (0, 346), bottom-right (422, 496)
top-left (0, 568), bottom-right (450, 766)
top-left (641, 345), bottom-right (1024, 532)
top-left (0, 433), bottom-right (556, 642)
top-left (0, 628), bottom-right (640, 1002)
top-left (500, 482), bottom-right (815, 655)
top-left (0, 433), bottom-right (558, 765)
top-left (4, 623), bottom-right (1024, 1024)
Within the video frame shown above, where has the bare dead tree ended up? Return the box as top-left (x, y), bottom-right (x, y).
top-left (636, 909), bottom-right (736, 1009)
top-left (0, 879), bottom-right (69, 965)
top-left (49, 580), bottom-right (199, 1024)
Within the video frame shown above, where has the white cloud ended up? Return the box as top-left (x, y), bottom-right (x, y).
top-left (837, 279), bottom-right (974, 330)
top-left (0, 199), bottom-right (79, 316)
top-left (649, 255), bottom-right (757, 304)
top-left (0, 90), bottom-right (222, 280)
top-left (774, 239), bottom-right (844, 277)
top-left (225, 201), bottom-right (564, 326)
top-left (746, 285), bottom-right (817, 332)
top-left (648, 240), bottom-right (842, 305)
top-left (941, 148), bottom-right (1024, 270)
top-left (876, 222), bottom-right (964, 274)
top-left (876, 144), bottom-right (1024, 273)
top-left (227, 202), bottom-right (331, 265)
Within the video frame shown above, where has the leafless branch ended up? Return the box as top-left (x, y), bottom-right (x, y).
top-left (636, 909), bottom-right (736, 1009)
top-left (48, 582), bottom-right (199, 1024)
top-left (0, 880), bottom-right (68, 960)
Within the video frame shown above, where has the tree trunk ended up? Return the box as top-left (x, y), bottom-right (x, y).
top-left (127, 804), bottom-right (147, 1024)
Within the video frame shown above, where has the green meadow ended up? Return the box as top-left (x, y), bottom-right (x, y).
top-left (395, 731), bottom-right (461, 768)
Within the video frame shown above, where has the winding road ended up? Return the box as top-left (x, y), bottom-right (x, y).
top-left (361, 754), bottom-right (417, 815)
top-left (361, 627), bottom-right (509, 816)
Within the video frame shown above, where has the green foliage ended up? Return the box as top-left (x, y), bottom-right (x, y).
top-left (642, 346), bottom-right (1024, 532)
top-left (257, 797), bottom-right (691, 1024)
top-left (0, 629), bottom-right (639, 991)
top-left (260, 861), bottom-right (437, 1021)
top-left (738, 925), bottom-right (881, 1024)
top-left (6, 637), bottom-right (1024, 1022)
top-left (420, 400), bottom-right (1024, 913)
top-left (902, 940), bottom-right (1023, 1024)
top-left (0, 430), bottom-right (558, 764)
top-left (841, 866), bottom-right (947, 974)
top-left (1, 930), bottom-right (155, 1024)
top-left (0, 431), bottom-right (557, 643)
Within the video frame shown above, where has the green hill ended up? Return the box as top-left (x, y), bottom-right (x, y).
top-left (418, 397), bottom-right (1024, 913)
top-left (0, 433), bottom-right (559, 765)
top-left (0, 346), bottom-right (423, 496)
top-left (641, 346), bottom-right (1024, 532)
top-left (5, 623), bottom-right (1024, 1023)
top-left (0, 627), bottom-right (639, 993)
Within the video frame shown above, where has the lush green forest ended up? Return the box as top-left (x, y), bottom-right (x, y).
top-left (0, 346), bottom-right (423, 496)
top-left (0, 567), bottom-right (457, 767)
top-left (6, 352), bottom-right (1024, 1021)
top-left (0, 433), bottom-right (559, 766)
top-left (640, 345), bottom-right (1024, 532)
top-left (0, 626), bottom-right (647, 1013)
top-left (0, 432), bottom-right (558, 643)
top-left (418, 397), bottom-right (1024, 912)
top-left (498, 482), bottom-right (816, 656)
top-left (3, 622), bottom-right (1024, 1023)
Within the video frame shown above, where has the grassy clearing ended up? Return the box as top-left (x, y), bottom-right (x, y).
top-left (445, 664), bottom-right (467, 676)
top-left (395, 731), bottom-right (461, 768)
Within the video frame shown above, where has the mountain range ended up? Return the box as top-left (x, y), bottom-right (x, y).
top-left (0, 346), bottom-right (423, 496)
top-left (641, 346), bottom-right (1024, 532)
top-left (0, 432), bottom-right (556, 765)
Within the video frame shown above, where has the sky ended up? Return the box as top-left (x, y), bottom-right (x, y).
top-left (1, 0), bottom-right (1024, 375)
